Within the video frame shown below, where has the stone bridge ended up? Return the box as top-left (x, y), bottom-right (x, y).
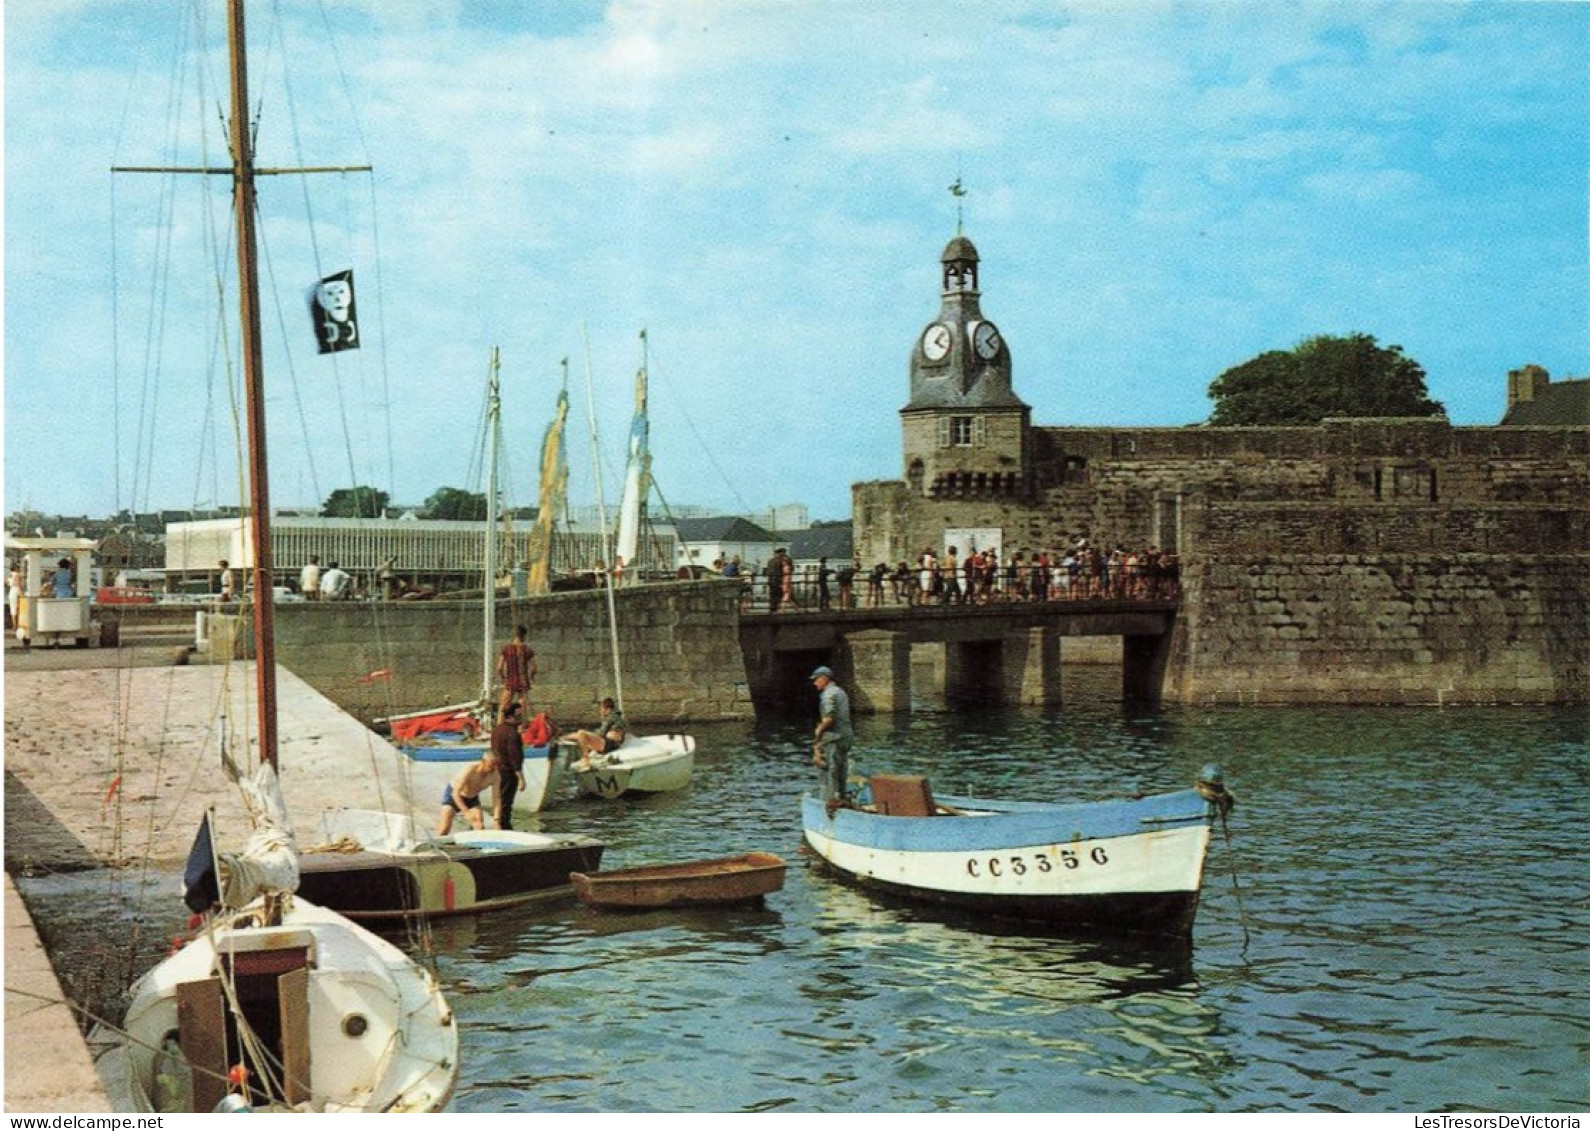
top-left (738, 598), bottom-right (1180, 714)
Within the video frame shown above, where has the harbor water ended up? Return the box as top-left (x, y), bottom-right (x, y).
top-left (436, 685), bottom-right (1587, 1113)
top-left (23, 680), bottom-right (1588, 1113)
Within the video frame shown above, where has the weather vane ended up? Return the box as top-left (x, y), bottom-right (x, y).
top-left (949, 175), bottom-right (968, 234)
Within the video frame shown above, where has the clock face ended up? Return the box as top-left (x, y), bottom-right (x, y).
top-left (973, 321), bottom-right (1002, 360)
top-left (921, 323), bottom-right (952, 361)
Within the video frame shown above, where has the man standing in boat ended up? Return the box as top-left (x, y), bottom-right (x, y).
top-left (810, 666), bottom-right (854, 813)
top-left (496, 624), bottom-right (537, 722)
top-left (492, 702), bottom-right (527, 830)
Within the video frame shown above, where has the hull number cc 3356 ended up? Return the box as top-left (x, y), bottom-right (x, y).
top-left (966, 846), bottom-right (1109, 878)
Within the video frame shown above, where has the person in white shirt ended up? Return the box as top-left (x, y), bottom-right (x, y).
top-left (320, 561), bottom-right (351, 600)
top-left (299, 555), bottom-right (321, 600)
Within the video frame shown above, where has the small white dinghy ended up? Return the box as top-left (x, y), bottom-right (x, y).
top-left (570, 734), bottom-right (696, 799)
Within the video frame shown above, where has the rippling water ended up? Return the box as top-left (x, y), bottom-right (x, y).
top-left (24, 679), bottom-right (1588, 1113)
top-left (426, 686), bottom-right (1588, 1114)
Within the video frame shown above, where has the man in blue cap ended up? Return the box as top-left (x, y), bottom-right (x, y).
top-left (810, 666), bottom-right (854, 812)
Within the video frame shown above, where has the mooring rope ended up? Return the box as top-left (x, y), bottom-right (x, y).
top-left (1197, 775), bottom-right (1251, 955)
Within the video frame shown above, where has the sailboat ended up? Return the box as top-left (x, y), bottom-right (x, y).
top-left (89, 2), bottom-right (456, 1111)
top-left (571, 333), bottom-right (696, 800)
top-left (379, 351), bottom-right (566, 817)
top-left (279, 369), bottom-right (607, 920)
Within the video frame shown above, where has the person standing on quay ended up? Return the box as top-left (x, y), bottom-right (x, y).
top-left (320, 561), bottom-right (351, 600)
top-left (810, 666), bottom-right (854, 813)
top-left (300, 555), bottom-right (321, 600)
top-left (7, 562), bottom-right (22, 631)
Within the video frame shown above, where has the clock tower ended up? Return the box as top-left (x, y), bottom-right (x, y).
top-left (902, 233), bottom-right (1030, 498)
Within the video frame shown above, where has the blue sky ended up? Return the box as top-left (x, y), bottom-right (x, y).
top-left (6, 1), bottom-right (1587, 523)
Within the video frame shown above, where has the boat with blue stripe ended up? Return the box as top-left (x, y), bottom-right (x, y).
top-left (800, 767), bottom-right (1233, 939)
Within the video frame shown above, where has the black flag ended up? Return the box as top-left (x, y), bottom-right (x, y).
top-left (182, 812), bottom-right (220, 913)
top-left (308, 268), bottom-right (360, 354)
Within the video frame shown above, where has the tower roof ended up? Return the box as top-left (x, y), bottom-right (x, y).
top-left (941, 235), bottom-right (979, 264)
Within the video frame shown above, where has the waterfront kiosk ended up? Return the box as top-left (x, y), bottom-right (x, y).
top-left (7, 536), bottom-right (96, 648)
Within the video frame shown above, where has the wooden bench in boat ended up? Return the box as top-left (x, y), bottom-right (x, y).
top-left (870, 774), bottom-right (936, 817)
top-left (864, 775), bottom-right (976, 817)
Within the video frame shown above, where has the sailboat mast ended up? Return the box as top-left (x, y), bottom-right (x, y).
top-left (228, 0), bottom-right (279, 769)
top-left (581, 326), bottom-right (625, 712)
top-left (482, 349), bottom-right (502, 704)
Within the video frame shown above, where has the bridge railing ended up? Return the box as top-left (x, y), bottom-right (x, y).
top-left (734, 561), bottom-right (1180, 614)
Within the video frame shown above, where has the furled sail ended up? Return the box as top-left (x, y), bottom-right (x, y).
top-left (614, 365), bottom-right (651, 580)
top-left (217, 761), bottom-right (300, 909)
top-left (525, 387), bottom-right (570, 596)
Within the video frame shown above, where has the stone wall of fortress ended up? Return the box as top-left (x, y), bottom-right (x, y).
top-left (853, 418), bottom-right (1590, 704)
top-left (266, 580), bottom-right (753, 726)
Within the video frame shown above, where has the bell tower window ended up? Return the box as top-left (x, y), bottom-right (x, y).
top-left (943, 262), bottom-right (978, 294)
top-left (940, 415), bottom-right (984, 448)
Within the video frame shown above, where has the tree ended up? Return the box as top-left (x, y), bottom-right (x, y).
top-left (321, 486), bottom-right (390, 518)
top-left (1207, 333), bottom-right (1444, 426)
top-left (421, 486), bottom-right (488, 521)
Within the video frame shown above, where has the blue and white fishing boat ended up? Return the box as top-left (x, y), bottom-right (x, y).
top-left (800, 768), bottom-right (1233, 938)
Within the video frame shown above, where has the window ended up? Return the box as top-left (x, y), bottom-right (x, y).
top-left (942, 416), bottom-right (984, 447)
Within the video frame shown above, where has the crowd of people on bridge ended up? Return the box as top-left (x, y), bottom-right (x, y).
top-left (726, 540), bottom-right (1178, 613)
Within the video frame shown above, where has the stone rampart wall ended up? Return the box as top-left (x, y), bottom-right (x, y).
top-left (1192, 501), bottom-right (1589, 556)
top-left (1169, 551), bottom-right (1587, 705)
top-left (856, 418), bottom-right (1590, 704)
top-left (268, 579), bottom-right (753, 725)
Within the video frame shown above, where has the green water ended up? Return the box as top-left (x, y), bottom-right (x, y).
top-left (23, 693), bottom-right (1586, 1112)
top-left (431, 698), bottom-right (1587, 1113)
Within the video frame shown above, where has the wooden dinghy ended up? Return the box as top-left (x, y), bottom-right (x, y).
top-left (570, 851), bottom-right (786, 910)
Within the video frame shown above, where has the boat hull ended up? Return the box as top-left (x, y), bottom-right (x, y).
top-left (573, 734), bottom-right (695, 799)
top-left (89, 898), bottom-right (457, 1113)
top-left (800, 787), bottom-right (1215, 938)
top-left (571, 851), bottom-right (785, 909)
top-left (399, 741), bottom-right (563, 815)
top-left (298, 830), bottom-right (604, 920)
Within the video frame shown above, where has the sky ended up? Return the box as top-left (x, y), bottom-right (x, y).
top-left (5, 0), bottom-right (1587, 524)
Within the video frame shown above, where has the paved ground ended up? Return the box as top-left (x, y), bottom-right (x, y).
top-left (4, 876), bottom-right (111, 1112)
top-left (5, 644), bottom-right (426, 875)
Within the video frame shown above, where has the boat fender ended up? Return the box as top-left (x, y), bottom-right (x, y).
top-left (443, 874), bottom-right (456, 911)
top-left (1195, 764), bottom-right (1235, 816)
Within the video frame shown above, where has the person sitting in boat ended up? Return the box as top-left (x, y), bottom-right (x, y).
top-left (436, 750), bottom-right (500, 836)
top-left (570, 697), bottom-right (627, 770)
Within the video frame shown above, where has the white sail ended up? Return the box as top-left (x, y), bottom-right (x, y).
top-left (614, 364), bottom-right (650, 579)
